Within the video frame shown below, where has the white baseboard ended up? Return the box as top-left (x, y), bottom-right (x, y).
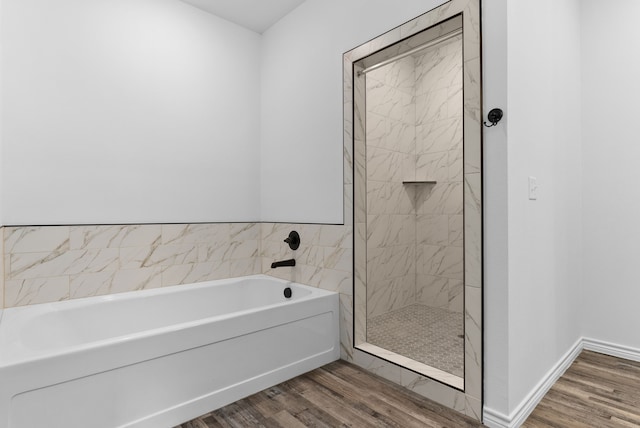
top-left (483, 407), bottom-right (511, 428)
top-left (483, 337), bottom-right (640, 427)
top-left (583, 337), bottom-right (640, 362)
top-left (483, 337), bottom-right (583, 428)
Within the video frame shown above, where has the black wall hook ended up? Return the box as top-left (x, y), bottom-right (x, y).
top-left (484, 108), bottom-right (503, 127)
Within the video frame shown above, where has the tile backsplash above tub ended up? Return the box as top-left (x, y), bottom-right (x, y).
top-left (2, 223), bottom-right (261, 308)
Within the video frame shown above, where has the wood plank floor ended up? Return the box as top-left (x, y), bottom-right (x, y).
top-left (523, 350), bottom-right (640, 427)
top-left (176, 360), bottom-right (483, 428)
top-left (177, 350), bottom-right (640, 427)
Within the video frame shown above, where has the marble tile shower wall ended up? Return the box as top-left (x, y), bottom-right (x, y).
top-left (1, 223), bottom-right (262, 308)
top-left (365, 57), bottom-right (418, 318)
top-left (415, 36), bottom-right (464, 313)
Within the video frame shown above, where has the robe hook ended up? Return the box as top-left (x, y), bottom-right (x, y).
top-left (484, 108), bottom-right (503, 127)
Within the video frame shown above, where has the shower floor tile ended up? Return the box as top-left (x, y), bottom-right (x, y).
top-left (367, 304), bottom-right (463, 377)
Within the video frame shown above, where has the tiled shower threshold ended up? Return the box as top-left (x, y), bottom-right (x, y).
top-left (355, 342), bottom-right (463, 390)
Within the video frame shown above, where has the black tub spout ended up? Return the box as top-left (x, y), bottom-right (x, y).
top-left (271, 258), bottom-right (296, 269)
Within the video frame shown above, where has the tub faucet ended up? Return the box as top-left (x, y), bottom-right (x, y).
top-left (271, 258), bottom-right (296, 269)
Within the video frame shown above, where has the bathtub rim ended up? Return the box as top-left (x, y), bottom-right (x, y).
top-left (0, 274), bottom-right (337, 367)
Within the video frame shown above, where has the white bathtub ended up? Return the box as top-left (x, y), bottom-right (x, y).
top-left (0, 275), bottom-right (339, 428)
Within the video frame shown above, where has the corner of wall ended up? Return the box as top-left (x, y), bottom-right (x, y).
top-left (484, 337), bottom-right (583, 428)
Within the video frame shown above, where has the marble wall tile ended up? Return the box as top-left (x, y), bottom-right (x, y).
top-left (465, 396), bottom-right (483, 421)
top-left (447, 85), bottom-right (463, 119)
top-left (229, 258), bottom-right (262, 278)
top-left (318, 225), bottom-right (352, 249)
top-left (197, 244), bottom-right (230, 264)
top-left (344, 140), bottom-right (353, 186)
top-left (323, 247), bottom-right (352, 272)
top-left (368, 214), bottom-right (416, 248)
top-left (354, 222), bottom-right (367, 345)
top-left (354, 139), bottom-right (367, 224)
top-left (366, 112), bottom-right (389, 145)
top-left (260, 222), bottom-right (294, 244)
top-left (367, 56), bottom-right (415, 94)
top-left (367, 147), bottom-right (412, 182)
top-left (415, 44), bottom-right (461, 94)
top-left (415, 274), bottom-right (449, 308)
top-left (294, 244), bottom-right (325, 267)
top-left (462, 0), bottom-right (481, 62)
top-left (344, 184), bottom-right (354, 226)
top-left (415, 274), bottom-right (463, 313)
top-left (221, 240), bottom-right (259, 261)
top-left (400, 369), bottom-right (466, 411)
top-left (388, 120), bottom-right (417, 155)
top-left (2, 223), bottom-right (262, 308)
top-left (367, 244), bottom-right (416, 282)
top-left (162, 223), bottom-right (229, 246)
top-left (119, 246), bottom-right (155, 269)
top-left (353, 349), bottom-right (403, 384)
top-left (417, 118), bottom-right (463, 154)
top-left (417, 214), bottom-right (449, 246)
top-left (70, 267), bottom-right (162, 298)
top-left (416, 151), bottom-right (449, 181)
top-left (465, 285), bottom-right (482, 399)
top-left (420, 245), bottom-right (464, 280)
top-left (367, 274), bottom-right (416, 318)
top-left (10, 248), bottom-right (119, 280)
top-left (340, 294), bottom-right (354, 360)
top-left (419, 181), bottom-right (464, 215)
top-left (367, 182), bottom-right (416, 215)
top-left (143, 244), bottom-right (199, 267)
top-left (229, 223), bottom-right (260, 242)
top-left (464, 173), bottom-right (482, 288)
top-left (464, 57), bottom-right (483, 175)
top-left (448, 279), bottom-right (464, 313)
top-left (5, 276), bottom-right (69, 307)
top-left (416, 89), bottom-right (448, 124)
top-left (161, 261), bottom-right (229, 287)
top-left (448, 215), bottom-right (464, 247)
top-left (366, 79), bottom-right (414, 123)
top-left (5, 226), bottom-right (70, 254)
top-left (70, 225), bottom-right (161, 250)
top-left (449, 149), bottom-right (464, 182)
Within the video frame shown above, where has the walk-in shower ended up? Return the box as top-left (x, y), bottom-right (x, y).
top-left (348, 4), bottom-right (482, 408)
top-left (363, 26), bottom-right (464, 379)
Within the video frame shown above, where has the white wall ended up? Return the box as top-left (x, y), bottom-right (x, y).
top-left (259, 0), bottom-right (448, 223)
top-left (1, 0), bottom-right (261, 225)
top-left (506, 0), bottom-right (583, 411)
top-left (581, 0), bottom-right (640, 350)
top-left (482, 0), bottom-right (510, 415)
top-left (483, 0), bottom-right (583, 418)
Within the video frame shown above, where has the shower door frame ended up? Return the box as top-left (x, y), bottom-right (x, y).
top-left (344, 0), bottom-right (483, 420)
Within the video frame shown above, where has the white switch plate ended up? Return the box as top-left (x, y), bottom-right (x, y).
top-left (528, 176), bottom-right (538, 200)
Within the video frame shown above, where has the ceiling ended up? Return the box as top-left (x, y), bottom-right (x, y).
top-left (180, 0), bottom-right (306, 34)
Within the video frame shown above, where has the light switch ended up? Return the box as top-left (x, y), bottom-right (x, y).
top-left (528, 176), bottom-right (538, 200)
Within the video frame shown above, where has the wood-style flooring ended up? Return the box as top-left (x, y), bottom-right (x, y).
top-left (178, 350), bottom-right (640, 427)
top-left (523, 350), bottom-right (640, 427)
top-left (176, 360), bottom-right (482, 427)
